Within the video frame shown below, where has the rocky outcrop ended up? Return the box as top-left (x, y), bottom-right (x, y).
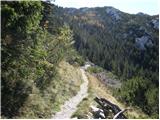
top-left (106, 7), bottom-right (121, 20)
top-left (135, 35), bottom-right (153, 50)
top-left (94, 72), bottom-right (121, 88)
top-left (151, 18), bottom-right (159, 29)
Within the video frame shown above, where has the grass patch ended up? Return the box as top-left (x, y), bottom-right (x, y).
top-left (87, 66), bottom-right (103, 73)
top-left (16, 61), bottom-right (83, 118)
top-left (72, 72), bottom-right (148, 119)
top-left (51, 61), bottom-right (83, 113)
top-left (106, 71), bottom-right (118, 79)
top-left (71, 97), bottom-right (92, 119)
top-left (87, 66), bottom-right (118, 80)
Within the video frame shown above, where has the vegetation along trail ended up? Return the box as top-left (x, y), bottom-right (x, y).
top-left (52, 68), bottom-right (89, 119)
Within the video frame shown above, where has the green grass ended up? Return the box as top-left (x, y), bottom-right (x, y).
top-left (106, 71), bottom-right (118, 79)
top-left (87, 66), bottom-right (103, 73)
top-left (87, 66), bottom-right (118, 80)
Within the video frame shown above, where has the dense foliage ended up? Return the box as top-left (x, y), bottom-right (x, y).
top-left (1, 1), bottom-right (74, 118)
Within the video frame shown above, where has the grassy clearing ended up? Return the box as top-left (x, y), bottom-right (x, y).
top-left (72, 72), bottom-right (148, 119)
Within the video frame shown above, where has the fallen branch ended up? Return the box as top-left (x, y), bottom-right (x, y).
top-left (94, 97), bottom-right (128, 119)
top-left (113, 108), bottom-right (131, 119)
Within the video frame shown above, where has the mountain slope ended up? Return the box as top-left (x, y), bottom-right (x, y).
top-left (72, 71), bottom-right (148, 119)
top-left (1, 1), bottom-right (158, 119)
top-left (1, 1), bottom-right (82, 118)
top-left (53, 6), bottom-right (159, 118)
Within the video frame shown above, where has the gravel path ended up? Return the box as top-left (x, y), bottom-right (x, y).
top-left (52, 68), bottom-right (88, 119)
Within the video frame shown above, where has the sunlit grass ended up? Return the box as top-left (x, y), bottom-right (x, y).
top-left (72, 72), bottom-right (148, 119)
top-left (17, 61), bottom-right (83, 118)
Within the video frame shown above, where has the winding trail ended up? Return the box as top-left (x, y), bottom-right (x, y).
top-left (52, 68), bottom-right (88, 119)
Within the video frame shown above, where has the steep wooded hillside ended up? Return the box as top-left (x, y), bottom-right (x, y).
top-left (52, 6), bottom-right (159, 118)
top-left (1, 1), bottom-right (159, 119)
top-left (1, 1), bottom-right (83, 118)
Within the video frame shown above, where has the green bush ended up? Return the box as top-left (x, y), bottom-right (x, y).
top-left (119, 76), bottom-right (158, 118)
top-left (87, 66), bottom-right (103, 73)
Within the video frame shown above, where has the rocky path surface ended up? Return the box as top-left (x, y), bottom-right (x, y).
top-left (52, 68), bottom-right (88, 119)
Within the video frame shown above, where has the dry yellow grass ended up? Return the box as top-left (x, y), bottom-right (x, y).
top-left (87, 73), bottom-right (148, 119)
top-left (72, 72), bottom-right (148, 119)
top-left (58, 61), bottom-right (82, 91)
top-left (17, 61), bottom-right (83, 118)
top-left (51, 61), bottom-right (83, 110)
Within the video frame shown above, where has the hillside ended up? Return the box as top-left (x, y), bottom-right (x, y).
top-left (1, 1), bottom-right (159, 119)
top-left (72, 69), bottom-right (148, 119)
top-left (1, 1), bottom-right (83, 118)
top-left (15, 61), bottom-right (83, 118)
top-left (58, 6), bottom-right (159, 118)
